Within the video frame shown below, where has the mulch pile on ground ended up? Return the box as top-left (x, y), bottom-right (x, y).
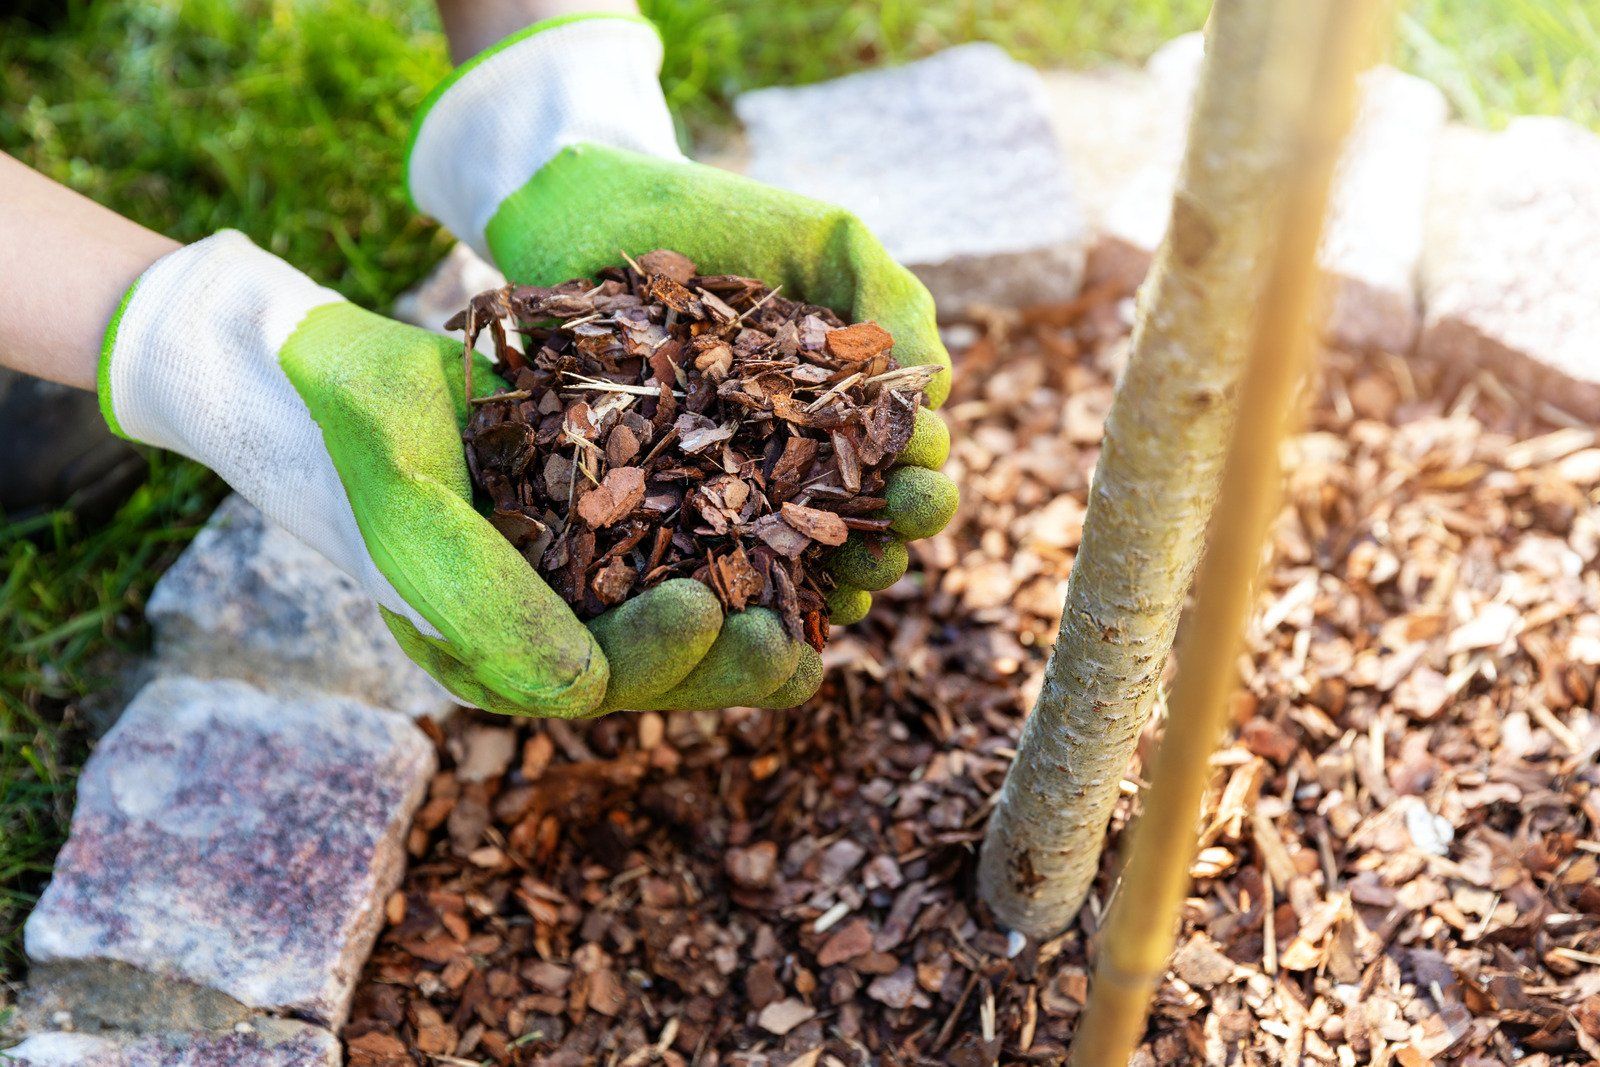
top-left (456, 251), bottom-right (932, 644)
top-left (349, 281), bottom-right (1600, 1066)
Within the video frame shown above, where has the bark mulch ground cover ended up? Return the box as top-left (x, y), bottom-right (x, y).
top-left (348, 281), bottom-right (1600, 1066)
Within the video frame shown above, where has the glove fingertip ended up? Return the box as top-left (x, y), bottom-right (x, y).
top-left (649, 607), bottom-right (800, 711)
top-left (884, 467), bottom-right (960, 541)
top-left (762, 645), bottom-right (823, 709)
top-left (826, 585), bottom-right (872, 626)
top-left (828, 535), bottom-right (909, 592)
top-left (899, 406), bottom-right (951, 470)
top-left (590, 578), bottom-right (723, 711)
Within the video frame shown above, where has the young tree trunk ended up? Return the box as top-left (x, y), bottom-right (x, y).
top-left (1068, 2), bottom-right (1385, 1059)
top-left (978, 0), bottom-right (1326, 939)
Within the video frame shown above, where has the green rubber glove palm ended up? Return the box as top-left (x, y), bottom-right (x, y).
top-left (280, 306), bottom-right (611, 717)
top-left (483, 145), bottom-right (958, 711)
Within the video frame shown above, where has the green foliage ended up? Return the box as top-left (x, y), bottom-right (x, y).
top-left (644, 0), bottom-right (1211, 127)
top-left (1400, 0), bottom-right (1600, 130)
top-left (646, 0), bottom-right (1600, 132)
top-left (0, 0), bottom-right (455, 309)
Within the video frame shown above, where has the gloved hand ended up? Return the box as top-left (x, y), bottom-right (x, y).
top-left (98, 231), bottom-right (604, 716)
top-left (407, 13), bottom-right (959, 709)
top-left (97, 231), bottom-right (821, 717)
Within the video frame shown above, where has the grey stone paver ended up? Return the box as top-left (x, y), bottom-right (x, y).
top-left (1039, 62), bottom-right (1170, 270)
top-left (1420, 117), bottom-right (1600, 419)
top-left (1, 1021), bottom-right (339, 1067)
top-left (1051, 34), bottom-right (1199, 291)
top-left (146, 494), bottom-right (455, 720)
top-left (24, 675), bottom-right (435, 1031)
top-left (1319, 66), bottom-right (1450, 352)
top-left (735, 43), bottom-right (1088, 318)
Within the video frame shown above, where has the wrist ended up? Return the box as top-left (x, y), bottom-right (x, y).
top-left (100, 232), bottom-right (436, 634)
top-left (99, 231), bottom-right (369, 575)
top-left (101, 232), bottom-right (345, 448)
top-left (407, 13), bottom-right (680, 262)
top-left (437, 0), bottom-right (641, 63)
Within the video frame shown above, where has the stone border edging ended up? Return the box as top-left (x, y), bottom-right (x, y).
top-left (10, 501), bottom-right (446, 1066)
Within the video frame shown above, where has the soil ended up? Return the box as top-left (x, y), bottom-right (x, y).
top-left (348, 280), bottom-right (1600, 1066)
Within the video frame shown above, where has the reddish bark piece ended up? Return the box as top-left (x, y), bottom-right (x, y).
top-left (576, 467), bottom-right (646, 528)
top-left (804, 609), bottom-right (829, 652)
top-left (780, 502), bottom-right (850, 546)
top-left (866, 967), bottom-right (922, 1009)
top-left (817, 917), bottom-right (875, 967)
top-left (605, 423), bottom-right (641, 467)
top-left (591, 556), bottom-right (636, 605)
top-left (636, 248), bottom-right (696, 284)
top-left (489, 509), bottom-right (545, 547)
top-left (751, 514), bottom-right (810, 559)
top-left (694, 342), bottom-right (734, 379)
top-left (770, 436), bottom-right (820, 496)
top-left (349, 1031), bottom-right (411, 1066)
top-left (675, 413), bottom-right (737, 454)
top-left (713, 546), bottom-right (765, 611)
top-left (757, 998), bottom-right (815, 1036)
top-left (646, 275), bottom-right (699, 314)
top-left (543, 453), bottom-right (573, 500)
top-left (725, 842), bottom-right (779, 889)
top-left (824, 322), bottom-right (895, 361)
top-left (647, 342), bottom-right (681, 388)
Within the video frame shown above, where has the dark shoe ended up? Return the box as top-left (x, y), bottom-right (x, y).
top-left (0, 370), bottom-right (147, 525)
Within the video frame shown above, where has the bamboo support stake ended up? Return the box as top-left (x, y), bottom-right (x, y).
top-left (978, 0), bottom-right (1310, 938)
top-left (1067, 2), bottom-right (1387, 1063)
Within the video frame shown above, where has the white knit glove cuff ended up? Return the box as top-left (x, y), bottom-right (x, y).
top-left (103, 231), bottom-right (433, 633)
top-left (407, 14), bottom-right (684, 261)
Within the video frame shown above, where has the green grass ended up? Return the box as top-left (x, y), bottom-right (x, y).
top-left (647, 0), bottom-right (1600, 132)
top-left (1401, 0), bottom-right (1600, 130)
top-left (646, 0), bottom-right (1212, 126)
top-left (0, 0), bottom-right (454, 310)
top-left (2, 0), bottom-right (1598, 989)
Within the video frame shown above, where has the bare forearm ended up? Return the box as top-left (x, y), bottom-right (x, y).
top-left (0, 154), bottom-right (178, 391)
top-left (435, 0), bottom-right (638, 63)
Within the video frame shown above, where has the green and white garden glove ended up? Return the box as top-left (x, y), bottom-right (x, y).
top-left (98, 230), bottom-right (616, 717)
top-left (408, 13), bottom-right (959, 709)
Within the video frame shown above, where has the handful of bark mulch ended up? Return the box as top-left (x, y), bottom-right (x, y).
top-left (451, 250), bottom-right (935, 650)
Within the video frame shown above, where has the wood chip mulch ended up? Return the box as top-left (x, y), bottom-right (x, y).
top-left (456, 250), bottom-right (932, 644)
top-left (348, 282), bottom-right (1600, 1067)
